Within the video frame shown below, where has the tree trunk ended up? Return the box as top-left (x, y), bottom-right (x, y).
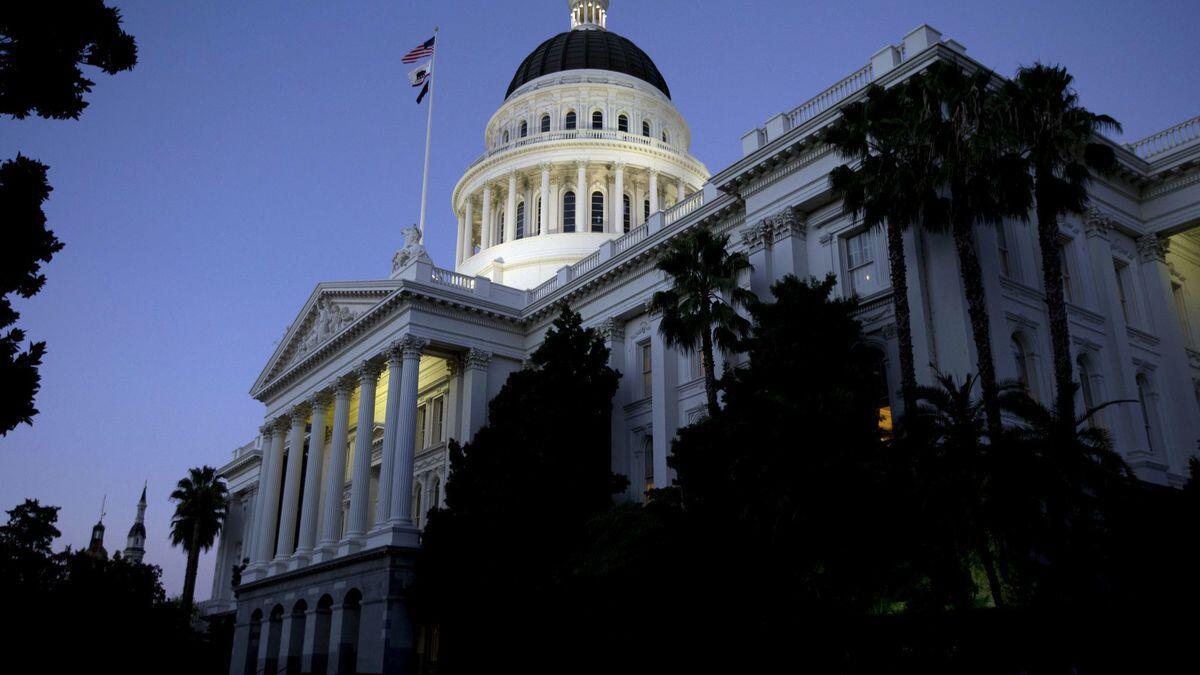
top-left (976, 533), bottom-right (1006, 608)
top-left (701, 327), bottom-right (719, 418)
top-left (181, 520), bottom-right (201, 615)
top-left (885, 220), bottom-right (919, 413)
top-left (1035, 180), bottom-right (1077, 432)
top-left (952, 216), bottom-right (1003, 439)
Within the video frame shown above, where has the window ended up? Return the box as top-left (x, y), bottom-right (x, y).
top-left (565, 110), bottom-right (577, 130)
top-left (661, 130), bottom-right (669, 143)
top-left (1059, 237), bottom-right (1075, 304)
top-left (997, 223), bottom-right (1012, 278)
top-left (869, 348), bottom-right (893, 437)
top-left (430, 395), bottom-right (444, 443)
top-left (540, 114), bottom-right (551, 133)
top-left (618, 114), bottom-right (629, 132)
top-left (688, 349), bottom-right (707, 383)
top-left (429, 476), bottom-right (441, 513)
top-left (845, 228), bottom-right (882, 296)
top-left (415, 404), bottom-right (428, 450)
top-left (534, 197), bottom-right (542, 236)
top-left (1174, 281), bottom-right (1194, 346)
top-left (1077, 355), bottom-right (1099, 426)
top-left (519, 120), bottom-right (528, 138)
top-left (592, 110), bottom-right (603, 129)
top-left (1136, 374), bottom-right (1156, 451)
top-left (496, 212), bottom-right (505, 244)
top-left (643, 436), bottom-right (655, 496)
top-left (623, 194), bottom-right (631, 233)
top-left (515, 201), bottom-right (525, 239)
top-left (412, 483), bottom-right (423, 529)
top-left (1114, 259), bottom-right (1132, 323)
top-left (1012, 334), bottom-right (1032, 393)
top-left (591, 191), bottom-right (604, 232)
top-left (563, 192), bottom-right (576, 232)
top-left (502, 130), bottom-right (509, 143)
top-left (639, 341), bottom-right (652, 398)
top-left (642, 120), bottom-right (651, 137)
top-left (643, 199), bottom-right (650, 221)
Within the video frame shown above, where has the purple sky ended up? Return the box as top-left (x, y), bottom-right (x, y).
top-left (2, 0), bottom-right (1198, 602)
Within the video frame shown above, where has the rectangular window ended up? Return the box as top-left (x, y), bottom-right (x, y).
top-left (688, 350), bottom-right (705, 382)
top-left (643, 436), bottom-right (655, 496)
top-left (563, 192), bottom-right (576, 233)
top-left (997, 223), bottom-right (1012, 278)
top-left (591, 192), bottom-right (605, 232)
top-left (639, 342), bottom-right (652, 399)
top-left (430, 395), bottom-right (445, 444)
top-left (644, 199), bottom-right (650, 221)
top-left (1114, 259), bottom-right (1131, 324)
top-left (415, 403), bottom-right (427, 450)
top-left (623, 195), bottom-right (631, 233)
top-left (844, 228), bottom-right (882, 296)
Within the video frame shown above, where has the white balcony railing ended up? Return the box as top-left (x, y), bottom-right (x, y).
top-left (1126, 115), bottom-right (1200, 160)
top-left (430, 267), bottom-right (476, 291)
top-left (786, 63), bottom-right (875, 129)
top-left (469, 128), bottom-right (683, 168)
top-left (663, 191), bottom-right (705, 227)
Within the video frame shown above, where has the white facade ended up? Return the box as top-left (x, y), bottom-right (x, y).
top-left (208, 9), bottom-right (1200, 674)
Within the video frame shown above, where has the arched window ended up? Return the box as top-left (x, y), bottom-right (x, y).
top-left (618, 114), bottom-right (629, 132)
top-left (286, 600), bottom-right (308, 674)
top-left (623, 194), bottom-right (631, 233)
top-left (312, 596), bottom-right (334, 675)
top-left (338, 591), bottom-right (362, 675)
top-left (565, 110), bottom-right (577, 130)
top-left (1136, 374), bottom-right (1158, 452)
top-left (643, 199), bottom-right (650, 221)
top-left (1012, 333), bottom-right (1032, 393)
top-left (519, 120), bottom-right (528, 138)
top-left (264, 605), bottom-right (285, 675)
top-left (245, 610), bottom-right (264, 675)
top-left (563, 191), bottom-right (576, 232)
top-left (502, 130), bottom-right (509, 143)
top-left (540, 114), bottom-right (551, 133)
top-left (515, 201), bottom-right (525, 239)
top-left (642, 120), bottom-right (651, 137)
top-left (592, 110), bottom-right (603, 129)
top-left (591, 191), bottom-right (605, 231)
top-left (661, 129), bottom-right (669, 143)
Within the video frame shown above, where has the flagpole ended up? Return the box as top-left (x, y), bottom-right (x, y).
top-left (417, 26), bottom-right (438, 235)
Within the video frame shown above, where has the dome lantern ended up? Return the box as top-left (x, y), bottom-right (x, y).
top-left (569, 0), bottom-right (609, 31)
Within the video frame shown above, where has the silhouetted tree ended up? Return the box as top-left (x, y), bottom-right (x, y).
top-left (1, 1), bottom-right (137, 435)
top-left (650, 224), bottom-right (754, 416)
top-left (417, 306), bottom-right (622, 672)
top-left (169, 466), bottom-right (228, 615)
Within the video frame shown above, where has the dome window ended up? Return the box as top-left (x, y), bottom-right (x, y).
top-left (565, 111), bottom-right (577, 130)
top-left (591, 191), bottom-right (605, 231)
top-left (618, 114), bottom-right (629, 132)
top-left (540, 114), bottom-right (551, 133)
top-left (642, 120), bottom-right (651, 137)
top-left (623, 194), bottom-right (631, 233)
top-left (592, 111), bottom-right (604, 130)
top-left (503, 130), bottom-right (509, 143)
top-left (519, 121), bottom-right (528, 138)
top-left (661, 130), bottom-right (669, 143)
top-left (516, 202), bottom-right (525, 239)
top-left (563, 192), bottom-right (576, 232)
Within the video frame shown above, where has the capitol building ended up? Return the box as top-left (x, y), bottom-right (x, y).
top-left (203, 2), bottom-right (1200, 673)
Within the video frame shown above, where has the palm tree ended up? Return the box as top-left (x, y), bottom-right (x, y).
top-left (1002, 64), bottom-right (1121, 431)
top-left (650, 225), bottom-right (755, 417)
top-left (170, 465), bottom-right (228, 614)
top-left (923, 61), bottom-right (1032, 439)
top-left (826, 79), bottom-right (943, 413)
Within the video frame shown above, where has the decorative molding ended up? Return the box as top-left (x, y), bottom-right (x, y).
top-left (739, 221), bottom-right (770, 253)
top-left (1083, 207), bottom-right (1113, 240)
top-left (597, 317), bottom-right (625, 342)
top-left (1136, 233), bottom-right (1170, 263)
top-left (464, 348), bottom-right (492, 371)
top-left (398, 334), bottom-right (430, 359)
top-left (881, 324), bottom-right (898, 340)
top-left (769, 206), bottom-right (807, 242)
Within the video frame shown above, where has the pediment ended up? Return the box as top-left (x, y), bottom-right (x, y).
top-left (252, 281), bottom-right (399, 396)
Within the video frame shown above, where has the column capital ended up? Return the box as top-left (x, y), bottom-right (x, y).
top-left (769, 206), bottom-right (807, 242)
top-left (309, 390), bottom-right (333, 411)
top-left (1137, 233), bottom-right (1169, 263)
top-left (464, 348), bottom-right (492, 371)
top-left (397, 334), bottom-right (430, 359)
top-left (597, 317), bottom-right (625, 343)
top-left (290, 404), bottom-right (311, 423)
top-left (333, 376), bottom-right (355, 398)
top-left (540, 161), bottom-right (553, 173)
top-left (259, 422), bottom-right (276, 438)
top-left (356, 360), bottom-right (385, 382)
top-left (612, 160), bottom-right (626, 171)
top-left (576, 160), bottom-right (588, 171)
top-left (740, 221), bottom-right (771, 253)
top-left (646, 167), bottom-right (659, 178)
top-left (1084, 207), bottom-right (1113, 240)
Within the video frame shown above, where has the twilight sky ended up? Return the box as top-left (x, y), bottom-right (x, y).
top-left (2, 0), bottom-right (1198, 602)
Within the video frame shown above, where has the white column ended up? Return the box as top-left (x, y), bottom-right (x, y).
top-left (614, 163), bottom-right (625, 233)
top-left (253, 421), bottom-right (286, 566)
top-left (575, 162), bottom-right (587, 231)
top-left (295, 392), bottom-right (329, 561)
top-left (389, 335), bottom-right (428, 531)
top-left (648, 169), bottom-right (659, 214)
top-left (273, 407), bottom-right (308, 562)
top-left (344, 361), bottom-right (382, 544)
top-left (505, 172), bottom-right (517, 243)
top-left (462, 197), bottom-right (475, 262)
top-left (540, 163), bottom-right (551, 236)
top-left (454, 211), bottom-right (466, 268)
top-left (460, 349), bottom-right (491, 443)
top-left (649, 315), bottom-right (678, 488)
top-left (244, 426), bottom-right (271, 565)
top-left (373, 347), bottom-right (405, 529)
top-left (481, 184), bottom-right (493, 248)
top-left (444, 358), bottom-right (462, 448)
top-left (315, 379), bottom-right (352, 559)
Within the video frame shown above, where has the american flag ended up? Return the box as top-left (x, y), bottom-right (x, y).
top-left (402, 36), bottom-right (436, 63)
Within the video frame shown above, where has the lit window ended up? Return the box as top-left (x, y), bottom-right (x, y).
top-left (845, 229), bottom-right (881, 295)
top-left (870, 349), bottom-right (892, 437)
top-left (996, 223), bottom-right (1012, 278)
top-left (540, 114), bottom-right (551, 133)
top-left (516, 201), bottom-right (525, 239)
top-left (563, 191), bottom-right (576, 233)
top-left (618, 114), bottom-right (629, 132)
top-left (431, 395), bottom-right (445, 444)
top-left (565, 111), bottom-right (577, 130)
top-left (592, 110), bottom-right (603, 129)
top-left (1114, 259), bottom-right (1132, 323)
top-left (623, 194), bottom-right (631, 233)
top-left (642, 120), bottom-right (651, 137)
top-left (643, 436), bottom-right (655, 497)
top-left (639, 342), bottom-right (652, 398)
top-left (519, 120), bottom-right (528, 138)
top-left (591, 191), bottom-right (604, 232)
top-left (415, 403), bottom-right (427, 450)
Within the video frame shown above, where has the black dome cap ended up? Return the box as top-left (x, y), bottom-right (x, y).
top-left (506, 30), bottom-right (670, 100)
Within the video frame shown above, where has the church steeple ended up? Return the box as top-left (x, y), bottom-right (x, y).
top-left (85, 495), bottom-right (108, 559)
top-left (123, 483), bottom-right (148, 564)
top-left (569, 0), bottom-right (609, 30)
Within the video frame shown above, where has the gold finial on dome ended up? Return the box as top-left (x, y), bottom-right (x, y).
top-left (569, 0), bottom-right (609, 31)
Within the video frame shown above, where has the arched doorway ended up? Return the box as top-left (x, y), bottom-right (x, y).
top-left (337, 589), bottom-right (363, 674)
top-left (263, 604), bottom-right (284, 675)
top-left (311, 594), bottom-right (334, 675)
top-left (286, 599), bottom-right (307, 674)
top-left (244, 609), bottom-right (263, 675)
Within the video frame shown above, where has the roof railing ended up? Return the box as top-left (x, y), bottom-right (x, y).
top-left (1125, 114), bottom-right (1200, 160)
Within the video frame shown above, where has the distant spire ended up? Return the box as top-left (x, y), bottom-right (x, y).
top-left (124, 483), bottom-right (148, 564)
top-left (86, 495), bottom-right (108, 559)
top-left (569, 0), bottom-right (609, 31)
